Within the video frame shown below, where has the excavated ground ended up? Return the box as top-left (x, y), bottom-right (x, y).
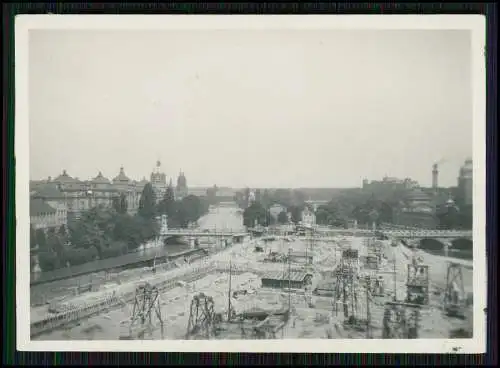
top-left (33, 233), bottom-right (474, 340)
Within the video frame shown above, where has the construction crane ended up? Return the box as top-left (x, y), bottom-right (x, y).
top-left (186, 293), bottom-right (220, 339)
top-left (120, 282), bottom-right (164, 340)
top-left (443, 262), bottom-right (469, 318)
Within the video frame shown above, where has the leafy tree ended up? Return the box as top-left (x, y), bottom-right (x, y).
top-left (112, 196), bottom-right (121, 213)
top-left (136, 214), bottom-right (160, 240)
top-left (291, 190), bottom-right (306, 207)
top-left (378, 201), bottom-right (395, 224)
top-left (458, 205), bottom-right (473, 229)
top-left (119, 193), bottom-right (128, 214)
top-left (287, 205), bottom-right (303, 224)
top-left (261, 189), bottom-right (271, 209)
top-left (277, 211), bottom-right (289, 224)
top-left (437, 203), bottom-right (460, 229)
top-left (243, 202), bottom-right (268, 227)
top-left (30, 254), bottom-right (36, 271)
top-left (243, 187), bottom-right (250, 208)
top-left (368, 209), bottom-right (380, 226)
top-left (38, 251), bottom-right (60, 272)
top-left (35, 229), bottom-right (47, 251)
top-left (68, 207), bottom-right (115, 258)
top-left (233, 191), bottom-right (243, 207)
top-left (64, 246), bottom-right (98, 267)
top-left (315, 207), bottom-right (331, 225)
top-left (180, 195), bottom-right (209, 226)
top-left (255, 189), bottom-right (262, 203)
top-left (58, 224), bottom-right (67, 238)
top-left (266, 210), bottom-right (275, 225)
top-left (138, 183), bottom-right (157, 219)
top-left (157, 185), bottom-right (175, 217)
top-left (100, 241), bottom-right (127, 258)
top-left (46, 229), bottom-right (65, 258)
top-left (273, 189), bottom-right (293, 208)
top-left (114, 214), bottom-right (141, 249)
top-left (30, 224), bottom-right (37, 249)
top-left (206, 185), bottom-right (218, 205)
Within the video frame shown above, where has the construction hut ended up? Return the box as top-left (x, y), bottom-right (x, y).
top-left (288, 251), bottom-right (313, 264)
top-left (261, 270), bottom-right (313, 289)
top-left (313, 280), bottom-right (336, 296)
top-left (233, 234), bottom-right (246, 244)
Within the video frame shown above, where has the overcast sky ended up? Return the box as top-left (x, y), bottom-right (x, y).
top-left (29, 29), bottom-right (472, 188)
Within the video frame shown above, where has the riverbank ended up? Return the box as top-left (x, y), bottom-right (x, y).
top-left (30, 207), bottom-right (244, 306)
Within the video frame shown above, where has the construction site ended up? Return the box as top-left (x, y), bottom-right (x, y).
top-left (31, 229), bottom-right (474, 340)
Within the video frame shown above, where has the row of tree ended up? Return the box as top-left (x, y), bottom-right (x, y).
top-left (239, 189), bottom-right (308, 227)
top-left (235, 188), bottom-right (306, 211)
top-left (435, 203), bottom-right (473, 230)
top-left (32, 183), bottom-right (210, 272)
top-left (157, 185), bottom-right (209, 228)
top-left (238, 186), bottom-right (472, 230)
top-left (242, 202), bottom-right (292, 228)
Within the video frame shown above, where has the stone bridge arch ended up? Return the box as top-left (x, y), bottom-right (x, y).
top-left (417, 237), bottom-right (447, 251)
top-left (450, 237), bottom-right (473, 250)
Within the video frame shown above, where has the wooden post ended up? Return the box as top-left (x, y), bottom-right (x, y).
top-left (227, 258), bottom-right (232, 322)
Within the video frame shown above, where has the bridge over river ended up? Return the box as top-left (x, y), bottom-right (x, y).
top-left (30, 207), bottom-right (247, 288)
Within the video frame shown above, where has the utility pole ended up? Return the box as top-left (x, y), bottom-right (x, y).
top-left (366, 285), bottom-right (371, 338)
top-left (227, 258), bottom-right (232, 322)
top-left (393, 253), bottom-right (397, 301)
top-left (288, 247), bottom-right (292, 311)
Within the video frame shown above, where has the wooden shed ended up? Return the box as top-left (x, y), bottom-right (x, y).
top-left (261, 270), bottom-right (313, 289)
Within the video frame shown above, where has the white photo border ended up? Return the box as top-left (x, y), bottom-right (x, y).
top-left (15, 14), bottom-right (487, 353)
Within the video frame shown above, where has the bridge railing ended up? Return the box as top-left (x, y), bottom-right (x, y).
top-left (380, 230), bottom-right (473, 238)
top-left (164, 228), bottom-right (246, 235)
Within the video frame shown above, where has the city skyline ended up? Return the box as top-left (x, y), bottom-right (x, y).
top-left (30, 29), bottom-right (472, 188)
top-left (30, 159), bottom-right (471, 190)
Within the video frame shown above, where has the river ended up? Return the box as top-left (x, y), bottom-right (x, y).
top-left (30, 205), bottom-right (243, 306)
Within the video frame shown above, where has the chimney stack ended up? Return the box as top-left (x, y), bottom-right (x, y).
top-left (432, 163), bottom-right (439, 191)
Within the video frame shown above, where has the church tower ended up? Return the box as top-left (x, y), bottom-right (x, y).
top-left (150, 160), bottom-right (167, 203)
top-left (176, 170), bottom-right (188, 200)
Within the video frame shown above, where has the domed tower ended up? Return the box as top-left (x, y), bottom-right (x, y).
top-left (175, 170), bottom-right (188, 200)
top-left (113, 166), bottom-right (131, 191)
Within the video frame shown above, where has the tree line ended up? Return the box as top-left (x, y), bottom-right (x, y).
top-left (236, 188), bottom-right (308, 228)
top-left (236, 187), bottom-right (472, 230)
top-left (32, 183), bottom-right (209, 272)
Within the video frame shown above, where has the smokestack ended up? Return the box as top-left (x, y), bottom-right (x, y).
top-left (432, 163), bottom-right (439, 191)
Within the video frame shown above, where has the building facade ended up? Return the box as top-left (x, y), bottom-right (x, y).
top-left (30, 197), bottom-right (67, 230)
top-left (301, 207), bottom-right (316, 227)
top-left (150, 161), bottom-right (168, 203)
top-left (363, 176), bottom-right (419, 201)
top-left (31, 167), bottom-right (146, 222)
top-left (30, 164), bottom-right (194, 223)
top-left (457, 158), bottom-right (473, 206)
top-left (392, 188), bottom-right (438, 229)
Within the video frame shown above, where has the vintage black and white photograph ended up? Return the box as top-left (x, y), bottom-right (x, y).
top-left (16, 15), bottom-right (486, 353)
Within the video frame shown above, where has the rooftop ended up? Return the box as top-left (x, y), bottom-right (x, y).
top-left (91, 171), bottom-right (111, 184)
top-left (405, 188), bottom-right (431, 201)
top-left (261, 270), bottom-right (312, 282)
top-left (53, 170), bottom-right (81, 184)
top-left (30, 198), bottom-right (57, 216)
top-left (32, 183), bottom-right (64, 199)
top-left (113, 167), bottom-right (130, 183)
